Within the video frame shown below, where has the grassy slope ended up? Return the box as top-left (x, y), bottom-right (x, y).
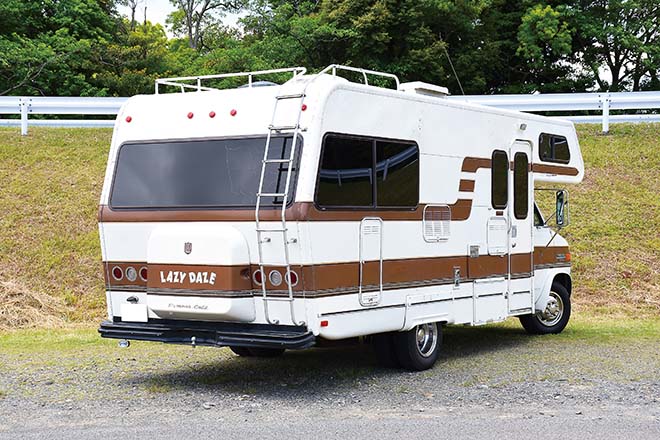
top-left (0, 124), bottom-right (658, 328)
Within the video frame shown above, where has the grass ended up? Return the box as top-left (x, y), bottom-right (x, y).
top-left (0, 124), bottom-right (658, 328)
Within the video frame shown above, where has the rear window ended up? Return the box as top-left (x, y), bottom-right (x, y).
top-left (110, 136), bottom-right (298, 209)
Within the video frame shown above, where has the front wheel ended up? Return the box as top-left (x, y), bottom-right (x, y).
top-left (392, 322), bottom-right (442, 371)
top-left (519, 281), bottom-right (571, 335)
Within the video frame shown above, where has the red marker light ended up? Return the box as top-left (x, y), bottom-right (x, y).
top-left (111, 266), bottom-right (123, 281)
top-left (187, 112), bottom-right (194, 119)
top-left (209, 111), bottom-right (216, 118)
top-left (230, 109), bottom-right (237, 116)
top-left (125, 116), bottom-right (132, 123)
top-left (320, 320), bottom-right (329, 327)
top-left (253, 270), bottom-right (263, 285)
top-left (139, 267), bottom-right (148, 282)
top-left (301, 104), bottom-right (307, 111)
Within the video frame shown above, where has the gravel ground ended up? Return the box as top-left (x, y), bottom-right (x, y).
top-left (0, 322), bottom-right (658, 439)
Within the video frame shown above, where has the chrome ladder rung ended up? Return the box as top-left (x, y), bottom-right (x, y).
top-left (257, 192), bottom-right (287, 197)
top-left (268, 124), bottom-right (299, 131)
top-left (276, 93), bottom-right (305, 100)
top-left (263, 158), bottom-right (292, 164)
top-left (256, 228), bottom-right (287, 232)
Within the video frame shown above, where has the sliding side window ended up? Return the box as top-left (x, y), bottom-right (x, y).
top-left (376, 141), bottom-right (419, 208)
top-left (316, 136), bottom-right (374, 207)
top-left (539, 133), bottom-right (570, 164)
top-left (491, 150), bottom-right (508, 209)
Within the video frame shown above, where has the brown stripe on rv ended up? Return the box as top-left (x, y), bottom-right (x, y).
top-left (461, 157), bottom-right (491, 172)
top-left (103, 261), bottom-right (147, 288)
top-left (531, 164), bottom-right (579, 176)
top-left (147, 263), bottom-right (252, 291)
top-left (459, 179), bottom-right (475, 192)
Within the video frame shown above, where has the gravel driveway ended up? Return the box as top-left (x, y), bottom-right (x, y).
top-left (1, 321), bottom-right (658, 439)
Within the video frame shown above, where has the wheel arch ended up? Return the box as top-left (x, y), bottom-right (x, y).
top-left (553, 273), bottom-right (572, 296)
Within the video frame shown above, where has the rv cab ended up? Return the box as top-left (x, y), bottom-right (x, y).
top-left (98, 65), bottom-right (584, 371)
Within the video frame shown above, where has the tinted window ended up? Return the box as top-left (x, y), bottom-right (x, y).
top-left (513, 152), bottom-right (529, 219)
top-left (539, 133), bottom-right (570, 164)
top-left (316, 136), bottom-right (374, 207)
top-left (110, 137), bottom-right (296, 208)
top-left (376, 141), bottom-right (419, 207)
top-left (491, 150), bottom-right (508, 209)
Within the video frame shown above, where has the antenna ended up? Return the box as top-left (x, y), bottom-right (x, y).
top-left (439, 35), bottom-right (465, 96)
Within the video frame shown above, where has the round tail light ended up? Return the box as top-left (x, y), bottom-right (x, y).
top-left (286, 270), bottom-right (299, 287)
top-left (125, 266), bottom-right (137, 282)
top-left (253, 269), bottom-right (263, 285)
top-left (269, 270), bottom-right (283, 287)
top-left (111, 266), bottom-right (123, 281)
top-left (139, 267), bottom-right (148, 282)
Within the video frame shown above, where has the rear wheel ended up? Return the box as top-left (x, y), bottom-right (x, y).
top-left (392, 322), bottom-right (442, 371)
top-left (519, 281), bottom-right (571, 335)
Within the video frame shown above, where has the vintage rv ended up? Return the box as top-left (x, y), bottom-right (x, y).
top-left (98, 65), bottom-right (584, 371)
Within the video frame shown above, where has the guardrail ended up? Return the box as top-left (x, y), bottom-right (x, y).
top-left (1, 91), bottom-right (659, 135)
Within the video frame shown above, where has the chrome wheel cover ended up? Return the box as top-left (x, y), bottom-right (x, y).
top-left (415, 323), bottom-right (438, 358)
top-left (537, 291), bottom-right (564, 327)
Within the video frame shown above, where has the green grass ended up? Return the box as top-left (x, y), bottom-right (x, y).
top-left (0, 124), bottom-right (658, 328)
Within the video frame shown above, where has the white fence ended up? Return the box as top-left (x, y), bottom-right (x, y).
top-left (1, 91), bottom-right (659, 135)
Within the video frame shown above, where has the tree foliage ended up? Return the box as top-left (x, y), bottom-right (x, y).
top-left (0, 0), bottom-right (658, 96)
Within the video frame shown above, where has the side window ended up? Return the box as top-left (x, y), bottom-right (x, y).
top-left (539, 133), bottom-right (570, 164)
top-left (376, 141), bottom-right (419, 207)
top-left (316, 135), bottom-right (373, 207)
top-left (491, 150), bottom-right (508, 209)
top-left (513, 152), bottom-right (529, 219)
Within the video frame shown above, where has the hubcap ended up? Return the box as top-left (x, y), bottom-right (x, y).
top-left (415, 323), bottom-right (438, 358)
top-left (537, 291), bottom-right (564, 327)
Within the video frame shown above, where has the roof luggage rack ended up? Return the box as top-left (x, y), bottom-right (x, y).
top-left (154, 67), bottom-right (307, 94)
top-left (154, 64), bottom-right (400, 94)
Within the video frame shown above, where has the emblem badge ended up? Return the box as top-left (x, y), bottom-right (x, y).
top-left (184, 242), bottom-right (192, 255)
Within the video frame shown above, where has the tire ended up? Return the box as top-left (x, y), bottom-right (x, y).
top-left (247, 347), bottom-right (286, 357)
top-left (229, 346), bottom-right (253, 357)
top-left (392, 322), bottom-right (442, 371)
top-left (372, 332), bottom-right (401, 368)
top-left (519, 281), bottom-right (571, 335)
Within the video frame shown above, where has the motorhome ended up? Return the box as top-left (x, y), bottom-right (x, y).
top-left (98, 65), bottom-right (584, 371)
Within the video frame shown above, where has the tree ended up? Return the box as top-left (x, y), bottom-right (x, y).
top-left (168, 0), bottom-right (248, 49)
top-left (571, 0), bottom-right (660, 91)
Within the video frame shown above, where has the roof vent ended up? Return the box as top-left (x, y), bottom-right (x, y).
top-left (399, 81), bottom-right (449, 98)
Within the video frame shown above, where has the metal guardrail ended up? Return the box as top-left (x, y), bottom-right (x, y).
top-left (1, 91), bottom-right (659, 135)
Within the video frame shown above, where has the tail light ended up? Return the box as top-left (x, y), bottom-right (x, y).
top-left (139, 267), bottom-right (148, 282)
top-left (253, 269), bottom-right (263, 285)
top-left (111, 266), bottom-right (123, 281)
top-left (269, 270), bottom-right (283, 287)
top-left (125, 266), bottom-right (137, 282)
top-left (286, 270), bottom-right (299, 287)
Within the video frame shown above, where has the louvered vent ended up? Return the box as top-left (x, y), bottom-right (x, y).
top-left (423, 205), bottom-right (451, 242)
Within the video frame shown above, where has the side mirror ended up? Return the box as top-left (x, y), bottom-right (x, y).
top-left (555, 190), bottom-right (569, 228)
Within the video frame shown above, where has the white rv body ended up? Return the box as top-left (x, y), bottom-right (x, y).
top-left (99, 66), bottom-right (583, 367)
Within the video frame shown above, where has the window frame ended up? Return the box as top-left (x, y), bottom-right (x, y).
top-left (108, 134), bottom-right (303, 211)
top-left (491, 149), bottom-right (509, 210)
top-left (314, 132), bottom-right (420, 211)
top-left (539, 133), bottom-right (571, 164)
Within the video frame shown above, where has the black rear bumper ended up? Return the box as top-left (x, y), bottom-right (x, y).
top-left (99, 318), bottom-right (315, 350)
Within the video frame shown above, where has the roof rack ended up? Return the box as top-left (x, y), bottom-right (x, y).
top-left (153, 64), bottom-right (401, 94)
top-left (154, 67), bottom-right (307, 94)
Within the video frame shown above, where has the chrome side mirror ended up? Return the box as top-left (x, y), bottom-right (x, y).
top-left (556, 190), bottom-right (569, 228)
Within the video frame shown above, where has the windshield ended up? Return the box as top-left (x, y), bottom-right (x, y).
top-left (110, 136), bottom-right (298, 209)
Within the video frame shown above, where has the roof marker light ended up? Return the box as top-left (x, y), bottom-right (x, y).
top-left (301, 104), bottom-right (307, 111)
top-left (320, 320), bottom-right (329, 327)
top-left (187, 112), bottom-right (194, 119)
top-left (125, 116), bottom-right (132, 123)
top-left (230, 109), bottom-right (237, 116)
top-left (209, 111), bottom-right (216, 118)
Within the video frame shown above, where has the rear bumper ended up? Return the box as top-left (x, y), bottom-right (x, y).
top-left (98, 318), bottom-right (315, 350)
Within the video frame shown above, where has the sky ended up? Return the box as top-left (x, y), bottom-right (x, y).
top-left (116, 0), bottom-right (242, 35)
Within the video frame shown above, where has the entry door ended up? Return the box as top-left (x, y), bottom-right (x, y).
top-left (358, 217), bottom-right (383, 306)
top-left (508, 141), bottom-right (534, 314)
